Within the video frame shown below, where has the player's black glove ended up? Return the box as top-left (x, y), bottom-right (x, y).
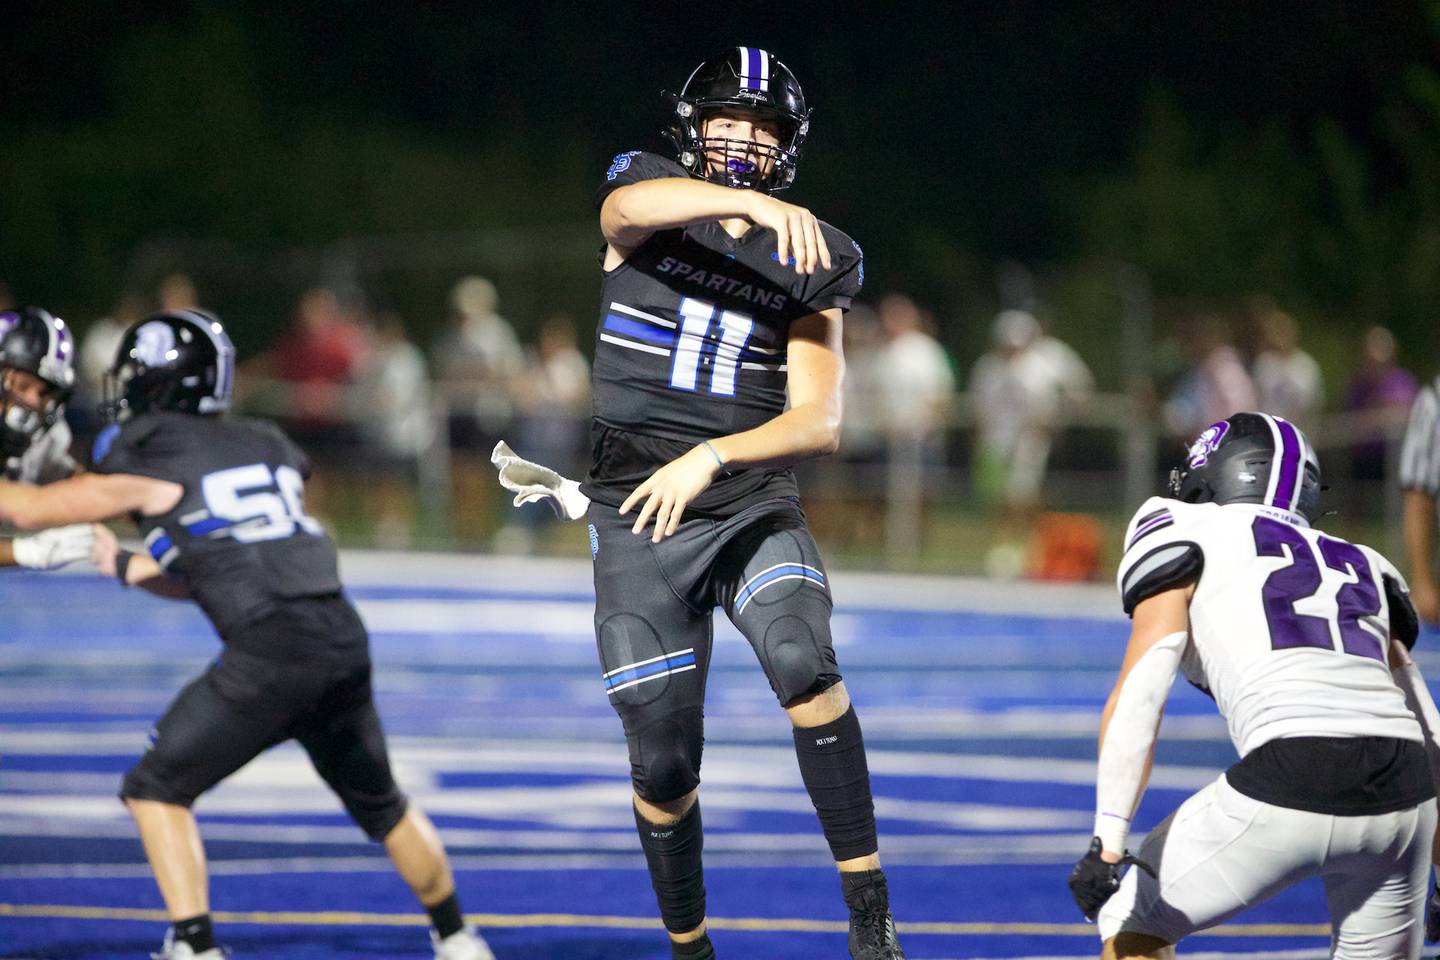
top-left (1067, 836), bottom-right (1156, 922)
top-left (1425, 875), bottom-right (1440, 943)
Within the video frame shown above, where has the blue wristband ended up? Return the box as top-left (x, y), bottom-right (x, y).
top-left (701, 440), bottom-right (730, 475)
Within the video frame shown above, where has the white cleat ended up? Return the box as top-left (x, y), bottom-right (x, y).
top-left (151, 929), bottom-right (229, 959)
top-left (432, 927), bottom-right (497, 960)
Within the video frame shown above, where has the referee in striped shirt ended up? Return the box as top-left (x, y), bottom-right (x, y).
top-left (1402, 375), bottom-right (1440, 623)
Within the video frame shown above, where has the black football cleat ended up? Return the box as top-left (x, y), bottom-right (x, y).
top-left (848, 907), bottom-right (904, 959)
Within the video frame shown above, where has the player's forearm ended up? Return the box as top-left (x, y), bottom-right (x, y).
top-left (602, 179), bottom-right (754, 246)
top-left (1093, 629), bottom-right (1186, 854)
top-left (0, 482), bottom-right (57, 530)
top-left (709, 401), bottom-right (841, 471)
top-left (121, 551), bottom-right (192, 599)
top-left (1404, 490), bottom-right (1438, 585)
top-left (0, 539), bottom-right (15, 568)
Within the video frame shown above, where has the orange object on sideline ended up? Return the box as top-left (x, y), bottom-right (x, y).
top-left (1028, 512), bottom-right (1104, 582)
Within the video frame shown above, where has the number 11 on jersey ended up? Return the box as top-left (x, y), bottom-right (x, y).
top-left (669, 298), bottom-right (755, 397)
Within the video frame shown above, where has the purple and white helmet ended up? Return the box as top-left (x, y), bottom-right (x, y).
top-left (0, 306), bottom-right (75, 394)
top-left (0, 306), bottom-right (75, 459)
top-left (1168, 412), bottom-right (1322, 522)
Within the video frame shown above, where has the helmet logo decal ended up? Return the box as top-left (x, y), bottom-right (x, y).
top-left (738, 47), bottom-right (770, 92)
top-left (133, 321), bottom-right (177, 367)
top-left (1187, 420), bottom-right (1229, 468)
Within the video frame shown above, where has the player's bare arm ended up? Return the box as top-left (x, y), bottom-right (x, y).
top-left (0, 472), bottom-right (182, 530)
top-left (1403, 488), bottom-right (1440, 623)
top-left (621, 308), bottom-right (843, 541)
top-left (603, 181), bottom-right (832, 276)
top-left (1094, 583), bottom-right (1192, 862)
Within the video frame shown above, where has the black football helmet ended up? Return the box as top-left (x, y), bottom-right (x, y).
top-left (664, 47), bottom-right (811, 192)
top-left (1168, 412), bottom-right (1322, 522)
top-left (0, 306), bottom-right (76, 460)
top-left (103, 309), bottom-right (235, 422)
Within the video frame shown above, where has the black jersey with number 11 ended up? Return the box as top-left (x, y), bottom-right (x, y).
top-left (583, 150), bottom-right (863, 517)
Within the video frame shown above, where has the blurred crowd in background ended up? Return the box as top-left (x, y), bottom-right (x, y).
top-left (4, 269), bottom-right (1427, 579)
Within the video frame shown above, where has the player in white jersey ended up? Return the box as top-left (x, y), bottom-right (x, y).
top-left (1069, 412), bottom-right (1440, 959)
top-left (0, 306), bottom-right (94, 570)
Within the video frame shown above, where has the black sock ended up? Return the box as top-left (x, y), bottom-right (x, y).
top-left (793, 705), bottom-right (878, 862)
top-left (427, 892), bottom-right (466, 940)
top-left (841, 868), bottom-right (890, 915)
top-left (671, 932), bottom-right (715, 958)
top-left (173, 914), bottom-right (215, 954)
top-left (635, 801), bottom-right (707, 935)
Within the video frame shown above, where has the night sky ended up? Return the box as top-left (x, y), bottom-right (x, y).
top-left (3, 1), bottom-right (1437, 372)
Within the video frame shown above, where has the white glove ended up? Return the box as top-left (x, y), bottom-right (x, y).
top-left (11, 524), bottom-right (98, 570)
top-left (491, 441), bottom-right (591, 521)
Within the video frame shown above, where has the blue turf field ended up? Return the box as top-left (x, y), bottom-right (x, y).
top-left (3, 554), bottom-right (1437, 959)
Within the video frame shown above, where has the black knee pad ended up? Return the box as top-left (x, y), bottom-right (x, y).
top-left (339, 785), bottom-right (409, 842)
top-left (119, 759), bottom-right (198, 808)
top-left (762, 615), bottom-right (840, 706)
top-left (630, 707), bottom-right (704, 804)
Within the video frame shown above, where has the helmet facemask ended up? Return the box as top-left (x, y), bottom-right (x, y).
top-left (0, 367), bottom-right (68, 460)
top-left (690, 108), bottom-right (801, 192)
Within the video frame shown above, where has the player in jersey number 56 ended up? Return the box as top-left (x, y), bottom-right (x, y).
top-left (1070, 412), bottom-right (1440, 959)
top-left (581, 48), bottom-right (902, 959)
top-left (0, 310), bottom-right (495, 960)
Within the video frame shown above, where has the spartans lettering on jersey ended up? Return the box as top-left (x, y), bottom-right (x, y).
top-left (654, 256), bottom-right (790, 311)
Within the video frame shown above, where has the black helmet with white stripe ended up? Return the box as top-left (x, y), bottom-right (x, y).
top-left (664, 47), bottom-right (810, 192)
top-left (0, 306), bottom-right (75, 459)
top-left (103, 309), bottom-right (236, 422)
top-left (1168, 412), bottom-right (1322, 522)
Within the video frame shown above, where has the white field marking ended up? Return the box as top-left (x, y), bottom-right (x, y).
top-left (0, 765), bottom-right (1089, 831)
top-left (0, 731), bottom-right (1226, 794)
top-left (335, 552), bottom-right (1124, 618)
top-left (0, 816), bottom-right (1080, 860)
top-left (0, 771), bottom-right (128, 792)
top-left (352, 599), bottom-right (595, 637)
top-left (0, 836), bottom-right (1102, 880)
top-left (0, 704), bottom-right (1233, 745)
top-left (38, 549), bottom-right (1129, 619)
top-left (0, 735), bottom-right (1226, 792)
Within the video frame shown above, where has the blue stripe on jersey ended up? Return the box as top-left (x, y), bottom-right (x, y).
top-left (603, 314), bottom-right (678, 346)
top-left (186, 516), bottom-right (235, 536)
top-left (603, 652), bottom-right (698, 690)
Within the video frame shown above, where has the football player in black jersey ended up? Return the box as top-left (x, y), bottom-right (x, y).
top-left (0, 307), bottom-right (97, 571)
top-left (0, 310), bottom-right (495, 960)
top-left (582, 49), bottom-right (903, 959)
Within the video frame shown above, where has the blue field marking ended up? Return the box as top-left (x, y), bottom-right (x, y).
top-left (1, 568), bottom-right (1422, 957)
